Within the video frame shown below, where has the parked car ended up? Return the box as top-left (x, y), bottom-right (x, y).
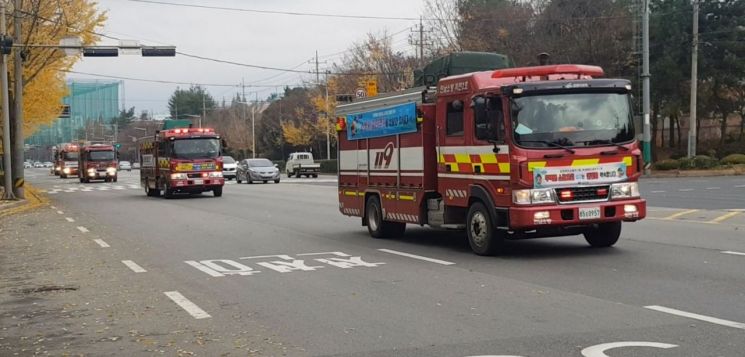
top-left (24, 162), bottom-right (33, 169)
top-left (119, 161), bottom-right (132, 171)
top-left (237, 158), bottom-right (280, 184)
top-left (43, 162), bottom-right (53, 168)
top-left (285, 152), bottom-right (320, 178)
top-left (132, 162), bottom-right (141, 169)
top-left (222, 156), bottom-right (237, 180)
top-left (33, 162), bottom-right (43, 168)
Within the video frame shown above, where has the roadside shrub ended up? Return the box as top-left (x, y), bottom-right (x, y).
top-left (692, 155), bottom-right (718, 169)
top-left (318, 159), bottom-right (337, 174)
top-left (720, 153), bottom-right (745, 165)
top-left (678, 157), bottom-right (694, 170)
top-left (654, 159), bottom-right (680, 171)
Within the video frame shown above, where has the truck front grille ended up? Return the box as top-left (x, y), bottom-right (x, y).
top-left (556, 185), bottom-right (610, 203)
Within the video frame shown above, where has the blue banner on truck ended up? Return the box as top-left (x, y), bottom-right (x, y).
top-left (346, 103), bottom-right (417, 140)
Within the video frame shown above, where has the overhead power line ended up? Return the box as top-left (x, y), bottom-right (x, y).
top-left (63, 70), bottom-right (303, 88)
top-left (127, 0), bottom-right (451, 21)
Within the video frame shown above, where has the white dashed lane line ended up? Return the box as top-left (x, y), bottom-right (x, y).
top-left (93, 239), bottom-right (110, 248)
top-left (678, 188), bottom-right (694, 192)
top-left (76, 226), bottom-right (89, 233)
top-left (56, 210), bottom-right (64, 215)
top-left (645, 305), bottom-right (745, 330)
top-left (122, 260), bottom-right (147, 273)
top-left (722, 250), bottom-right (745, 256)
top-left (163, 291), bottom-right (211, 319)
top-left (378, 249), bottom-right (456, 265)
top-left (65, 217), bottom-right (75, 222)
top-left (705, 187), bottom-right (721, 190)
top-left (650, 190), bottom-right (666, 193)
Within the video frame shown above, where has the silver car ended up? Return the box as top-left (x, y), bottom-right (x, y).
top-left (237, 158), bottom-right (280, 184)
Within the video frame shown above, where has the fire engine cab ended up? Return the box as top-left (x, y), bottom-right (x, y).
top-left (139, 127), bottom-right (225, 198)
top-left (78, 143), bottom-right (118, 183)
top-left (55, 143), bottom-right (80, 179)
top-left (336, 64), bottom-right (646, 255)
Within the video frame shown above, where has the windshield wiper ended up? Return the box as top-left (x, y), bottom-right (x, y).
top-left (585, 139), bottom-right (629, 151)
top-left (519, 140), bottom-right (576, 154)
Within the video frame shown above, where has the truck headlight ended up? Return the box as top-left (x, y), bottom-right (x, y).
top-left (171, 173), bottom-right (188, 180)
top-left (106, 167), bottom-right (117, 175)
top-left (87, 168), bottom-right (96, 174)
top-left (208, 171), bottom-right (223, 178)
top-left (512, 188), bottom-right (556, 205)
top-left (63, 167), bottom-right (71, 174)
top-left (610, 182), bottom-right (640, 199)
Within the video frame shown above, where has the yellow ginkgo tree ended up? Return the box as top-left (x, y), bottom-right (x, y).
top-left (4, 0), bottom-right (106, 146)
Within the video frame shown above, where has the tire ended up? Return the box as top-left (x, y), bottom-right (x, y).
top-left (113, 176), bottom-right (118, 183)
top-left (295, 169), bottom-right (302, 178)
top-left (466, 202), bottom-right (505, 256)
top-left (247, 177), bottom-right (253, 184)
top-left (236, 174), bottom-right (242, 184)
top-left (312, 174), bottom-right (318, 178)
top-left (274, 179), bottom-right (280, 184)
top-left (213, 186), bottom-right (223, 197)
top-left (79, 177), bottom-right (85, 183)
top-left (263, 180), bottom-right (268, 184)
top-left (163, 182), bottom-right (175, 199)
top-left (145, 180), bottom-right (161, 197)
top-left (365, 196), bottom-right (406, 238)
top-left (583, 222), bottom-right (622, 248)
top-left (287, 171), bottom-right (293, 178)
top-left (61, 174), bottom-right (67, 179)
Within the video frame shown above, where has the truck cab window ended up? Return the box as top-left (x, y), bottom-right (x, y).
top-left (446, 100), bottom-right (464, 136)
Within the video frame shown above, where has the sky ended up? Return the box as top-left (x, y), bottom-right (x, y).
top-left (70, 0), bottom-right (426, 116)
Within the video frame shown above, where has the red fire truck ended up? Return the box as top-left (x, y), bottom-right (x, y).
top-left (54, 143), bottom-right (80, 178)
top-left (78, 143), bottom-right (118, 183)
top-left (336, 64), bottom-right (646, 255)
top-left (139, 127), bottom-right (225, 198)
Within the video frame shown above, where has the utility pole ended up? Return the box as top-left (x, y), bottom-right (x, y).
top-left (252, 93), bottom-right (257, 158)
top-left (688, 0), bottom-right (699, 158)
top-left (201, 92), bottom-right (206, 128)
top-left (419, 16), bottom-right (424, 66)
top-left (641, 0), bottom-right (651, 174)
top-left (11, 0), bottom-right (24, 198)
top-left (325, 71), bottom-right (330, 160)
top-left (241, 78), bottom-right (249, 157)
top-left (1, 3), bottom-right (16, 200)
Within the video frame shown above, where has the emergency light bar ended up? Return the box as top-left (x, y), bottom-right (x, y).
top-left (491, 64), bottom-right (604, 79)
top-left (166, 128), bottom-right (215, 135)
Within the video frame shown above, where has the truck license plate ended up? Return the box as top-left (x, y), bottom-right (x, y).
top-left (193, 179), bottom-right (204, 185)
top-left (579, 207), bottom-right (601, 220)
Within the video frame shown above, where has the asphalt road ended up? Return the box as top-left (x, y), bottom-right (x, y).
top-left (11, 169), bottom-right (745, 356)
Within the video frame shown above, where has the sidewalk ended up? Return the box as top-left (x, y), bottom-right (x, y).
top-left (0, 185), bottom-right (47, 218)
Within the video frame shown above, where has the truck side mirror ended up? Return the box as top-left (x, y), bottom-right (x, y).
top-left (221, 139), bottom-right (228, 148)
top-left (472, 96), bottom-right (494, 141)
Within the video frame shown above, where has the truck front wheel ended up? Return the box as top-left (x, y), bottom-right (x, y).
top-left (583, 222), bottom-right (621, 247)
top-left (213, 186), bottom-right (223, 197)
top-left (145, 180), bottom-right (161, 197)
top-left (467, 202), bottom-right (505, 256)
top-left (365, 196), bottom-right (405, 238)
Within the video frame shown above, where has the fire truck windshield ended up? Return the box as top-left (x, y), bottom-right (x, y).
top-left (62, 152), bottom-right (79, 160)
top-left (88, 151), bottom-right (115, 161)
top-left (511, 92), bottom-right (634, 148)
top-left (171, 138), bottom-right (220, 159)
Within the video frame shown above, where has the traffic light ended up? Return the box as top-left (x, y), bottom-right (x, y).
top-left (83, 47), bottom-right (118, 57)
top-left (1, 35), bottom-right (13, 55)
top-left (114, 143), bottom-right (122, 149)
top-left (141, 46), bottom-right (176, 57)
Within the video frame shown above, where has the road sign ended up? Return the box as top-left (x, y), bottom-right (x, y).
top-left (355, 88), bottom-right (366, 98)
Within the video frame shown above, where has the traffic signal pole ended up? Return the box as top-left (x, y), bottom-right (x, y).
top-left (642, 0), bottom-right (652, 174)
top-left (1, 3), bottom-right (16, 200)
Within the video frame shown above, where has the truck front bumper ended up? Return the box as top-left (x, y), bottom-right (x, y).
top-left (508, 198), bottom-right (646, 231)
top-left (169, 178), bottom-right (224, 192)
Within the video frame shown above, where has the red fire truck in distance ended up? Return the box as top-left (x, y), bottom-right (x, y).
top-left (336, 64), bottom-right (646, 255)
top-left (78, 143), bottom-right (118, 183)
top-left (54, 143), bottom-right (80, 178)
top-left (139, 127), bottom-right (225, 198)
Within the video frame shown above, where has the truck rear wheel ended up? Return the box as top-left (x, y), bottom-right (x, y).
top-left (467, 202), bottom-right (505, 256)
top-left (312, 174), bottom-right (318, 178)
top-left (583, 222), bottom-right (621, 247)
top-left (287, 170), bottom-right (293, 178)
top-left (145, 179), bottom-right (161, 197)
top-left (213, 186), bottom-right (223, 197)
top-left (365, 196), bottom-right (405, 238)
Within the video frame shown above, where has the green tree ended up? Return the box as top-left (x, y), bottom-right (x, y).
top-left (167, 85), bottom-right (216, 119)
top-left (111, 107), bottom-right (136, 128)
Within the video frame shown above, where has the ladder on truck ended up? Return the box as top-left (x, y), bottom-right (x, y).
top-left (336, 86), bottom-right (435, 117)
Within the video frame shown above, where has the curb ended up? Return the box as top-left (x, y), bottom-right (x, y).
top-left (647, 169), bottom-right (745, 178)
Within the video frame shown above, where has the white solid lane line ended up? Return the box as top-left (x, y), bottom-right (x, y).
top-left (65, 217), bottom-right (75, 222)
top-left (722, 250), bottom-right (745, 256)
top-left (93, 239), bottom-right (110, 248)
top-left (378, 249), bottom-right (456, 265)
top-left (163, 291), bottom-right (211, 319)
top-left (645, 305), bottom-right (745, 330)
top-left (122, 260), bottom-right (147, 273)
top-left (76, 226), bottom-right (89, 233)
